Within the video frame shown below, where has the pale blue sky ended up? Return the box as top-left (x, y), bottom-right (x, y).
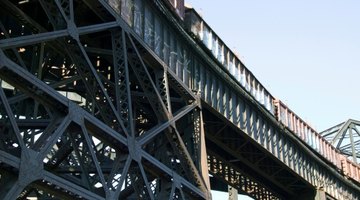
top-left (185, 0), bottom-right (360, 199)
top-left (186, 0), bottom-right (360, 132)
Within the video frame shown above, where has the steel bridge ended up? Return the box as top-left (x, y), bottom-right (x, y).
top-left (0, 0), bottom-right (359, 199)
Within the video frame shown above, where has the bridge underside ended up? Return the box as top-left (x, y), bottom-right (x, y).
top-left (0, 0), bottom-right (209, 199)
top-left (202, 105), bottom-right (316, 199)
top-left (1, 0), bottom-right (360, 200)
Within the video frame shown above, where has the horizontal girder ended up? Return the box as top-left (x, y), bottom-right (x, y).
top-left (0, 0), bottom-right (360, 200)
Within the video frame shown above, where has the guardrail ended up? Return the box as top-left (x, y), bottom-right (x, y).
top-left (184, 8), bottom-right (274, 113)
top-left (274, 99), bottom-right (360, 183)
top-left (107, 0), bottom-right (360, 185)
top-left (183, 6), bottom-right (360, 184)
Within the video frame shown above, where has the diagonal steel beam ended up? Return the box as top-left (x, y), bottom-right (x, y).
top-left (0, 150), bottom-right (20, 168)
top-left (112, 29), bottom-right (135, 136)
top-left (0, 21), bottom-right (26, 68)
top-left (141, 150), bottom-right (206, 199)
top-left (81, 124), bottom-right (109, 194)
top-left (61, 35), bottom-right (129, 136)
top-left (0, 50), bottom-right (5, 69)
top-left (0, 85), bottom-right (26, 149)
top-left (54, 0), bottom-right (74, 22)
top-left (5, 75), bottom-right (82, 107)
top-left (39, 0), bottom-right (66, 30)
top-left (0, 0), bottom-right (45, 33)
top-left (0, 57), bottom-right (69, 109)
top-left (348, 125), bottom-right (358, 163)
top-left (155, 68), bottom-right (173, 114)
top-left (126, 33), bottom-right (170, 120)
top-left (82, 110), bottom-right (127, 146)
top-left (332, 120), bottom-right (352, 147)
top-left (111, 156), bottom-right (132, 198)
top-left (43, 171), bottom-right (105, 200)
top-left (2, 180), bottom-right (25, 200)
top-left (138, 161), bottom-right (156, 200)
top-left (126, 32), bottom-right (208, 195)
top-left (167, 67), bottom-right (197, 101)
top-left (0, 22), bottom-right (117, 50)
top-left (138, 102), bottom-right (197, 145)
top-left (37, 115), bottom-right (72, 159)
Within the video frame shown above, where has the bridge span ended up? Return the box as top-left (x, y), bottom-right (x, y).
top-left (0, 0), bottom-right (359, 199)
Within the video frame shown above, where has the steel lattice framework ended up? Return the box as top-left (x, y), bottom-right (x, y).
top-left (321, 119), bottom-right (360, 164)
top-left (1, 0), bottom-right (360, 200)
top-left (0, 0), bottom-right (210, 199)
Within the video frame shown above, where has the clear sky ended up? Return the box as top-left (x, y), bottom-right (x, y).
top-left (185, 0), bottom-right (360, 199)
top-left (185, 0), bottom-right (360, 132)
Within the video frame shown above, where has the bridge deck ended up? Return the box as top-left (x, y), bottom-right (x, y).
top-left (0, 0), bottom-right (359, 199)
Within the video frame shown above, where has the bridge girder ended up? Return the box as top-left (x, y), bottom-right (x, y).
top-left (0, 0), bottom-right (209, 199)
top-left (1, 0), bottom-right (360, 200)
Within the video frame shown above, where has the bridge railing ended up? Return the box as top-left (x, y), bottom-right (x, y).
top-left (107, 0), bottom-right (360, 185)
top-left (184, 8), bottom-right (274, 113)
top-left (110, 2), bottom-right (274, 114)
top-left (184, 6), bottom-right (360, 184)
top-left (342, 158), bottom-right (360, 182)
top-left (273, 99), bottom-right (360, 183)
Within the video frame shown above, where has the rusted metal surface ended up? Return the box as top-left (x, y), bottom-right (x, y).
top-left (274, 99), bottom-right (360, 183)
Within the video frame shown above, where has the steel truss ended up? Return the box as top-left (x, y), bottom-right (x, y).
top-left (321, 119), bottom-right (360, 164)
top-left (2, 0), bottom-right (360, 199)
top-left (0, 0), bottom-right (210, 199)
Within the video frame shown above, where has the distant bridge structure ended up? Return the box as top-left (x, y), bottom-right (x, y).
top-left (0, 0), bottom-right (360, 199)
top-left (321, 119), bottom-right (360, 165)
